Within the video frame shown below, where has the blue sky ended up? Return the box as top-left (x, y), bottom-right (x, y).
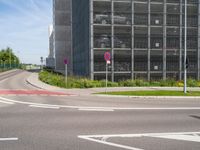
top-left (0, 0), bottom-right (52, 64)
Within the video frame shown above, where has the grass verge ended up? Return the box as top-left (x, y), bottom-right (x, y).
top-left (98, 91), bottom-right (200, 96)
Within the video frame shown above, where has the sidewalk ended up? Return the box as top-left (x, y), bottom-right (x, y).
top-left (26, 73), bottom-right (200, 96)
top-left (0, 69), bottom-right (18, 75)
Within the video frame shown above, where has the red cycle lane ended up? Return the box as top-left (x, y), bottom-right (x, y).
top-left (0, 90), bottom-right (72, 96)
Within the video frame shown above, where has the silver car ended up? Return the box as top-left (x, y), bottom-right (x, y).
top-left (94, 14), bottom-right (131, 25)
top-left (114, 15), bottom-right (131, 25)
top-left (94, 14), bottom-right (110, 24)
top-left (95, 35), bottom-right (127, 48)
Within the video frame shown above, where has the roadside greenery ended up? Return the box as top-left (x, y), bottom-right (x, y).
top-left (39, 70), bottom-right (200, 89)
top-left (98, 91), bottom-right (200, 96)
top-left (0, 47), bottom-right (20, 72)
top-left (39, 70), bottom-right (118, 88)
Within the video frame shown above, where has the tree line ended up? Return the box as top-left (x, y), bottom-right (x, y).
top-left (0, 47), bottom-right (20, 68)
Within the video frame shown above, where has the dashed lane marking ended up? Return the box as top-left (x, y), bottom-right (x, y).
top-left (1, 96), bottom-right (200, 111)
top-left (78, 108), bottom-right (114, 112)
top-left (0, 137), bottom-right (18, 141)
top-left (78, 132), bottom-right (200, 150)
top-left (29, 105), bottom-right (60, 109)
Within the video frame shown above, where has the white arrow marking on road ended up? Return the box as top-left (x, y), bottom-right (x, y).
top-left (149, 134), bottom-right (200, 143)
top-left (78, 136), bottom-right (143, 150)
top-left (79, 132), bottom-right (200, 150)
top-left (0, 137), bottom-right (18, 141)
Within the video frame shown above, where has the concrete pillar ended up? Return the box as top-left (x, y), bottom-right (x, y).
top-left (163, 0), bottom-right (167, 80)
top-left (147, 0), bottom-right (151, 81)
top-left (90, 0), bottom-right (94, 80)
top-left (131, 0), bottom-right (135, 80)
top-left (179, 0), bottom-right (183, 80)
top-left (111, 0), bottom-right (114, 82)
top-left (198, 0), bottom-right (200, 80)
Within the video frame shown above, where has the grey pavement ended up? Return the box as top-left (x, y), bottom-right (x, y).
top-left (0, 70), bottom-right (200, 150)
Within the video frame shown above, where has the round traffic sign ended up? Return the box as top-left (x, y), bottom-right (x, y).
top-left (104, 52), bottom-right (111, 61)
top-left (64, 58), bottom-right (68, 65)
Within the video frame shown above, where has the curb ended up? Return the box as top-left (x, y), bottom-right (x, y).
top-left (94, 94), bottom-right (200, 99)
top-left (26, 78), bottom-right (43, 90)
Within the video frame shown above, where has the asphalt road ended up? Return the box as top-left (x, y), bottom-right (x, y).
top-left (0, 70), bottom-right (200, 150)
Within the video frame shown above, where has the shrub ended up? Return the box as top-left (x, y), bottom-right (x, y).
top-left (165, 79), bottom-right (177, 87)
top-left (176, 80), bottom-right (184, 87)
top-left (197, 81), bottom-right (200, 87)
top-left (99, 80), bottom-right (119, 87)
top-left (150, 81), bottom-right (161, 86)
top-left (119, 80), bottom-right (136, 87)
top-left (135, 79), bottom-right (149, 87)
top-left (39, 70), bottom-right (200, 88)
top-left (187, 78), bottom-right (198, 87)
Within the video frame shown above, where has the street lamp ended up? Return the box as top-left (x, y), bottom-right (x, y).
top-left (40, 57), bottom-right (44, 70)
top-left (184, 0), bottom-right (187, 94)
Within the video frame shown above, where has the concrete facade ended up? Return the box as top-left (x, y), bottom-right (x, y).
top-left (53, 0), bottom-right (73, 74)
top-left (53, 0), bottom-right (200, 81)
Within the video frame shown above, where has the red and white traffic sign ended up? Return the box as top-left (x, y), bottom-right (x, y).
top-left (64, 58), bottom-right (68, 65)
top-left (104, 52), bottom-right (111, 61)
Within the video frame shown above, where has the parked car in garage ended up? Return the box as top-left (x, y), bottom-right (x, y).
top-left (94, 14), bottom-right (131, 25)
top-left (94, 14), bottom-right (110, 24)
top-left (95, 35), bottom-right (127, 48)
top-left (114, 15), bottom-right (131, 25)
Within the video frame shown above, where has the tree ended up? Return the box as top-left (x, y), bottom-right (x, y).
top-left (0, 47), bottom-right (20, 68)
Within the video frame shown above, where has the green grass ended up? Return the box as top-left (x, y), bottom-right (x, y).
top-left (99, 91), bottom-right (200, 96)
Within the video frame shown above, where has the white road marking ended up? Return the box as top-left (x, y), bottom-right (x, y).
top-left (149, 134), bottom-right (200, 143)
top-left (0, 99), bottom-right (14, 105)
top-left (1, 96), bottom-right (200, 111)
top-left (78, 131), bottom-right (200, 150)
top-left (78, 108), bottom-right (114, 112)
top-left (29, 105), bottom-right (60, 109)
top-left (79, 136), bottom-right (143, 150)
top-left (0, 137), bottom-right (18, 141)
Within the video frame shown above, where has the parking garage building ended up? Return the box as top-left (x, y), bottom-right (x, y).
top-left (71, 0), bottom-right (200, 81)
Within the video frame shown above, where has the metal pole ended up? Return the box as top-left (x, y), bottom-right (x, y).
top-left (9, 51), bottom-right (11, 68)
top-left (41, 62), bottom-right (43, 70)
top-left (184, 0), bottom-right (187, 94)
top-left (3, 61), bottom-right (5, 70)
top-left (106, 62), bottom-right (108, 93)
top-left (65, 64), bottom-right (68, 88)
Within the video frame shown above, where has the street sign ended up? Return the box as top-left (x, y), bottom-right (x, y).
top-left (104, 52), bottom-right (111, 61)
top-left (106, 60), bottom-right (111, 64)
top-left (104, 52), bottom-right (111, 93)
top-left (40, 57), bottom-right (43, 63)
top-left (64, 58), bottom-right (68, 65)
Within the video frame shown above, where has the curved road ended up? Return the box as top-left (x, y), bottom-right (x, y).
top-left (0, 70), bottom-right (200, 150)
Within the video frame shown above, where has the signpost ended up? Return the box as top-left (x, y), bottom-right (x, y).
top-left (64, 58), bottom-right (68, 87)
top-left (104, 52), bottom-right (111, 93)
top-left (40, 57), bottom-right (44, 70)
